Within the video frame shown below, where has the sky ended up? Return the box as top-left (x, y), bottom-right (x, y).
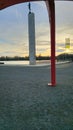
top-left (0, 1), bottom-right (73, 57)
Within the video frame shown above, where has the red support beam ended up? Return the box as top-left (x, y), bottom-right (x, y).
top-left (46, 0), bottom-right (56, 86)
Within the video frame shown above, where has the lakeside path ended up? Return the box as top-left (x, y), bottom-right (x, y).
top-left (0, 63), bottom-right (73, 130)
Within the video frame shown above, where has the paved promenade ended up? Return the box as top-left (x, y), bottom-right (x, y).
top-left (0, 62), bottom-right (73, 130)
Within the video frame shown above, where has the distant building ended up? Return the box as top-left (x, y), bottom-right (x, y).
top-left (65, 38), bottom-right (70, 49)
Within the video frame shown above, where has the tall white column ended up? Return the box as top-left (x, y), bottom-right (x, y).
top-left (28, 12), bottom-right (36, 65)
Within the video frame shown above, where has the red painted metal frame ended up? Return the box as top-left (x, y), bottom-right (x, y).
top-left (47, 0), bottom-right (56, 86)
top-left (0, 0), bottom-right (56, 86)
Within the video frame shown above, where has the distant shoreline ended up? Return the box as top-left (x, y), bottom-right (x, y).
top-left (0, 60), bottom-right (72, 66)
top-left (0, 62), bottom-right (4, 64)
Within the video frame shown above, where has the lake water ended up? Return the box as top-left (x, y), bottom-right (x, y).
top-left (1, 61), bottom-right (29, 65)
top-left (0, 60), bottom-right (50, 65)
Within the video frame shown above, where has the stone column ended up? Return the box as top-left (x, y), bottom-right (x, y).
top-left (28, 12), bottom-right (36, 65)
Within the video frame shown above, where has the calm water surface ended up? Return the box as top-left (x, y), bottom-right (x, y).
top-left (1, 60), bottom-right (50, 65)
top-left (1, 61), bottom-right (29, 65)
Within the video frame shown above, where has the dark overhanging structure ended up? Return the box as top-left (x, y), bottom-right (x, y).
top-left (0, 0), bottom-right (66, 86)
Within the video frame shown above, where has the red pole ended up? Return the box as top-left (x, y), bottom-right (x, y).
top-left (47, 0), bottom-right (56, 86)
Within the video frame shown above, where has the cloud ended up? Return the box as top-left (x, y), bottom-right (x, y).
top-left (0, 1), bottom-right (73, 56)
top-left (34, 1), bottom-right (46, 8)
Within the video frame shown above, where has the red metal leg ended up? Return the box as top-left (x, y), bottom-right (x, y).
top-left (46, 0), bottom-right (56, 86)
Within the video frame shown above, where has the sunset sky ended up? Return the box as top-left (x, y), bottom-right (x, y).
top-left (0, 1), bottom-right (73, 57)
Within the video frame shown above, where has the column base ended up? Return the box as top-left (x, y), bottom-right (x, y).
top-left (29, 61), bottom-right (36, 65)
top-left (48, 83), bottom-right (56, 87)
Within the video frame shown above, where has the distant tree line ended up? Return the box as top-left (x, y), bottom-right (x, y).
top-left (0, 55), bottom-right (50, 61)
top-left (0, 53), bottom-right (73, 61)
top-left (0, 56), bottom-right (28, 61)
top-left (57, 53), bottom-right (73, 62)
top-left (36, 56), bottom-right (50, 60)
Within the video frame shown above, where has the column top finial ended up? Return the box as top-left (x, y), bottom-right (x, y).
top-left (28, 2), bottom-right (31, 13)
